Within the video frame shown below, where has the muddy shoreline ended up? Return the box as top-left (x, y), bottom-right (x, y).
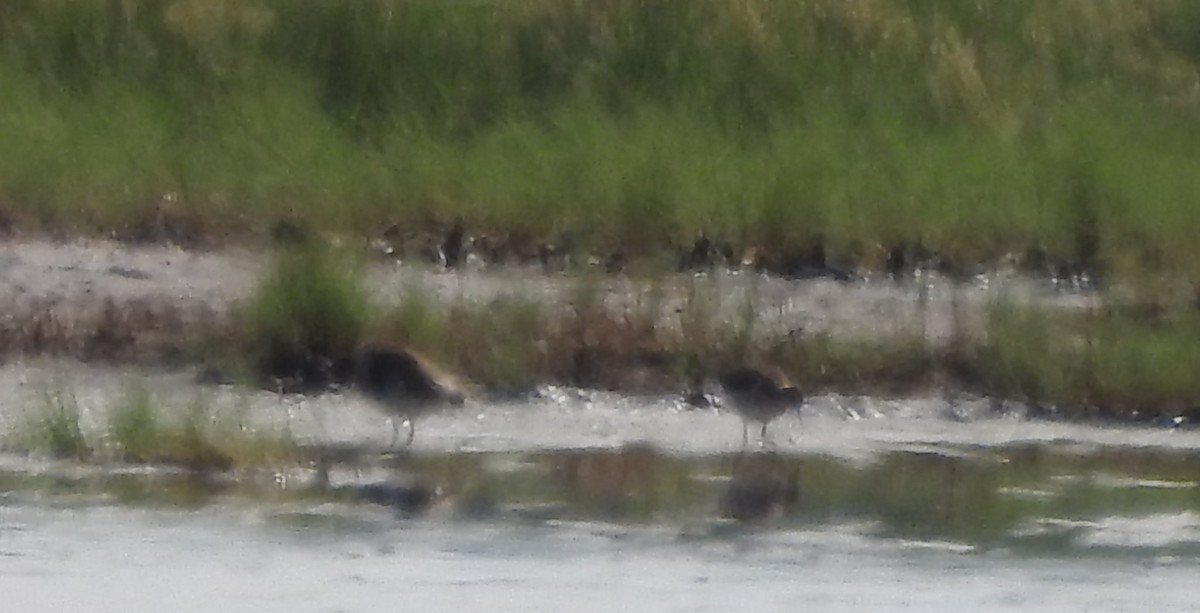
top-left (5, 237), bottom-right (1169, 425)
top-left (0, 237), bottom-right (1093, 349)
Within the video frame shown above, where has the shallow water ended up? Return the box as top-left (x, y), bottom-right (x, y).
top-left (2, 361), bottom-right (1200, 611)
top-left (2, 480), bottom-right (1198, 613)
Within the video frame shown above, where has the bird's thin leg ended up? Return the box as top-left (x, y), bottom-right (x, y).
top-left (403, 418), bottom-right (416, 448)
top-left (390, 417), bottom-right (401, 449)
top-left (760, 422), bottom-right (775, 449)
top-left (742, 421), bottom-right (749, 448)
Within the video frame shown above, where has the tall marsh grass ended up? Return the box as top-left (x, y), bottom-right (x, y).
top-left (0, 0), bottom-right (1198, 279)
top-left (979, 303), bottom-right (1200, 416)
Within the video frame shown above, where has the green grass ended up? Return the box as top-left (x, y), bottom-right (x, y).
top-left (244, 242), bottom-right (371, 389)
top-left (977, 303), bottom-right (1200, 417)
top-left (24, 389), bottom-right (91, 460)
top-left (108, 382), bottom-right (160, 463)
top-left (0, 0), bottom-right (1198, 281)
top-left (12, 381), bottom-right (299, 470)
top-left (153, 394), bottom-right (299, 470)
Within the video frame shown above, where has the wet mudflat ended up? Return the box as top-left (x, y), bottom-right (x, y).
top-left (0, 238), bottom-right (1094, 344)
top-left (1, 362), bottom-right (1199, 611)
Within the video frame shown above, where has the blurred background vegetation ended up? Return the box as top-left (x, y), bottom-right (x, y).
top-left (0, 0), bottom-right (1198, 282)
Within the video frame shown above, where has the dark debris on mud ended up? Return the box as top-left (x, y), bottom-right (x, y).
top-left (357, 220), bottom-right (1109, 288)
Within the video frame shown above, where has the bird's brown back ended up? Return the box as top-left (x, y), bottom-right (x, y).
top-left (354, 344), bottom-right (465, 405)
top-left (717, 367), bottom-right (803, 405)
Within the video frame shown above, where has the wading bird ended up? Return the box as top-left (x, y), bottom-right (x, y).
top-left (351, 343), bottom-right (467, 449)
top-left (717, 366), bottom-right (804, 447)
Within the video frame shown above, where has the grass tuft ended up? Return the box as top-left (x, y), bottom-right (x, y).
top-left (978, 303), bottom-right (1200, 417)
top-left (114, 393), bottom-right (299, 471)
top-left (108, 382), bottom-right (160, 463)
top-left (13, 381), bottom-right (305, 471)
top-left (244, 243), bottom-right (370, 390)
top-left (30, 390), bottom-right (91, 460)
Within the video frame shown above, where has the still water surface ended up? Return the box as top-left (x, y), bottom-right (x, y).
top-left (1, 363), bottom-right (1199, 612)
top-left (2, 438), bottom-right (1199, 613)
top-left (2, 501), bottom-right (1198, 613)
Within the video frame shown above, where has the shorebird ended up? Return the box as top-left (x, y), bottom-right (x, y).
top-left (717, 366), bottom-right (804, 447)
top-left (351, 343), bottom-right (467, 449)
